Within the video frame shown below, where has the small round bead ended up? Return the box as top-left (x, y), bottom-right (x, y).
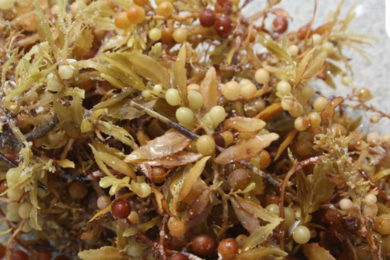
top-left (51, 4), bottom-right (59, 16)
top-left (287, 45), bottom-right (299, 56)
top-left (38, 250), bottom-right (52, 260)
top-left (176, 107), bottom-right (195, 125)
top-left (218, 238), bottom-right (239, 259)
top-left (20, 14), bottom-right (38, 32)
top-left (70, 2), bottom-right (78, 16)
top-left (214, 15), bottom-right (233, 37)
top-left (330, 123), bottom-right (347, 137)
top-left (313, 96), bottom-right (327, 112)
top-left (157, 1), bottom-right (173, 18)
top-left (25, 91), bottom-right (38, 105)
top-left (6, 168), bottom-right (21, 184)
top-left (153, 84), bottom-right (163, 93)
top-left (199, 9), bottom-right (216, 27)
top-left (209, 106), bottom-right (226, 125)
top-left (196, 135), bottom-right (216, 155)
top-left (0, 181), bottom-right (8, 194)
top-left (97, 195), bottom-right (112, 209)
top-left (102, 0), bottom-right (115, 8)
top-left (258, 150), bottom-right (271, 169)
top-left (294, 117), bottom-right (310, 131)
top-left (272, 16), bottom-right (288, 34)
top-left (127, 5), bottom-right (145, 24)
top-left (152, 167), bottom-right (167, 183)
top-left (370, 115), bottom-right (381, 124)
top-left (311, 34), bottom-right (322, 45)
top-left (11, 250), bottom-right (28, 260)
top-left (161, 24), bottom-right (174, 44)
top-left (0, 0), bottom-right (14, 10)
top-left (168, 218), bottom-right (186, 237)
top-left (58, 65), bottom-right (74, 80)
top-left (171, 253), bottom-right (189, 260)
top-left (149, 28), bottom-right (162, 41)
top-left (364, 194), bottom-right (377, 205)
top-left (173, 28), bottom-right (188, 43)
top-left (222, 81), bottom-right (241, 101)
top-left (6, 212), bottom-right (21, 222)
top-left (221, 131), bottom-right (234, 147)
top-left (114, 12), bottom-right (131, 29)
top-left (321, 41), bottom-right (334, 53)
top-left (296, 24), bottom-right (311, 40)
top-left (111, 199), bottom-right (131, 219)
top-left (308, 112), bottom-right (321, 128)
top-left (47, 73), bottom-right (62, 91)
top-left (383, 134), bottom-right (390, 146)
top-left (129, 211), bottom-right (140, 224)
top-left (138, 182), bottom-right (151, 197)
top-left (288, 102), bottom-right (304, 117)
top-left (187, 83), bottom-right (200, 91)
top-left (276, 81), bottom-right (291, 96)
top-left (188, 90), bottom-right (204, 110)
top-left (142, 90), bottom-right (152, 99)
top-left (8, 186), bottom-right (23, 201)
top-left (215, 0), bottom-right (232, 15)
top-left (325, 209), bottom-right (342, 225)
top-left (357, 88), bottom-right (371, 102)
top-left (266, 204), bottom-right (280, 216)
top-left (341, 76), bottom-right (352, 86)
top-left (339, 198), bottom-right (354, 211)
top-left (68, 181), bottom-right (88, 199)
top-left (284, 207), bottom-right (295, 228)
top-left (301, 85), bottom-right (315, 100)
top-left (364, 203), bottom-right (378, 218)
top-left (241, 82), bottom-right (257, 100)
top-left (212, 134), bottom-right (225, 147)
top-left (254, 68), bottom-right (270, 84)
top-left (367, 132), bottom-right (380, 146)
top-left (192, 233), bottom-right (217, 256)
top-left (18, 202), bottom-right (33, 219)
top-left (292, 226), bottom-right (311, 244)
top-left (228, 169), bottom-right (250, 191)
top-left (376, 214), bottom-right (390, 235)
top-left (281, 96), bottom-right (294, 111)
top-left (166, 88), bottom-right (182, 106)
top-left (235, 234), bottom-right (247, 248)
top-left (295, 139), bottom-right (312, 158)
top-left (7, 202), bottom-right (20, 213)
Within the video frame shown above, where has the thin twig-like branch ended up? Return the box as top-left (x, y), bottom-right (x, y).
top-left (0, 151), bottom-right (17, 167)
top-left (348, 103), bottom-right (390, 120)
top-left (129, 101), bottom-right (198, 139)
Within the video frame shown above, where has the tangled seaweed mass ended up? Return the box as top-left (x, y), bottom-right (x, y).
top-left (0, 0), bottom-right (390, 259)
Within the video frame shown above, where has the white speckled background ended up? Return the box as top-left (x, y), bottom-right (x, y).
top-left (244, 0), bottom-right (390, 133)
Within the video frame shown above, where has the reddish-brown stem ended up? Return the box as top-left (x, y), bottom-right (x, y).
top-left (359, 169), bottom-right (390, 202)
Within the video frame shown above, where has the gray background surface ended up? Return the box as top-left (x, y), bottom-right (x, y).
top-left (244, 0), bottom-right (390, 133)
